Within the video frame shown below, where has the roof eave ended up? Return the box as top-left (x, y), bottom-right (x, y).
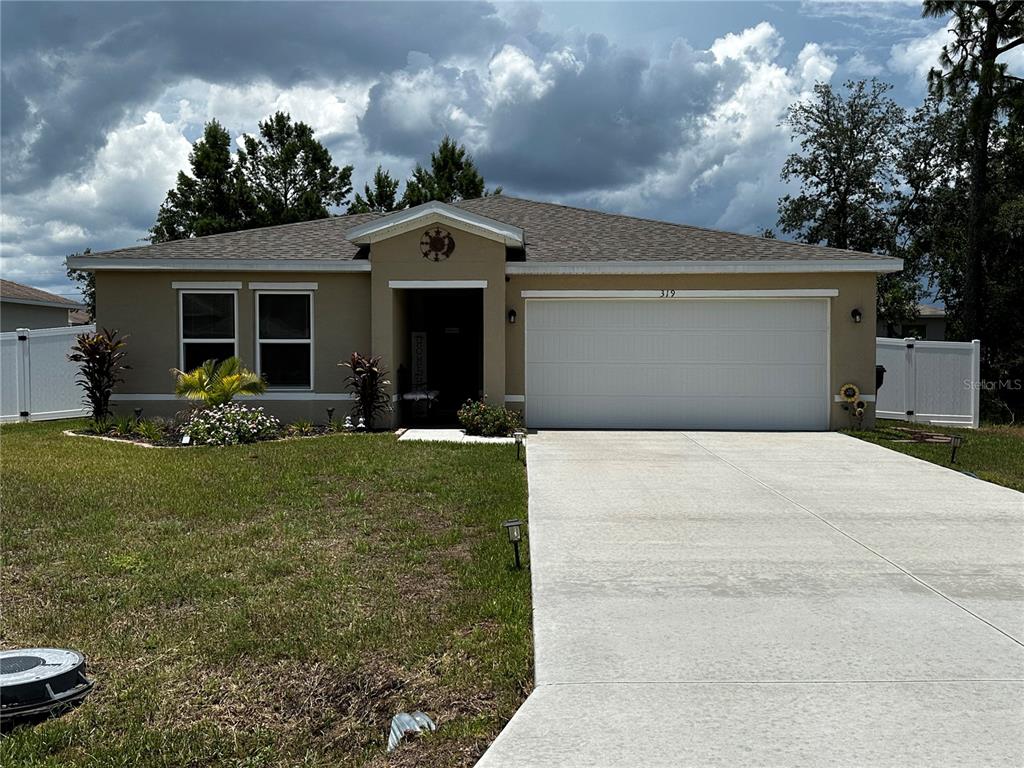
top-left (505, 259), bottom-right (904, 275)
top-left (67, 256), bottom-right (372, 273)
top-left (0, 296), bottom-right (84, 310)
top-left (345, 200), bottom-right (524, 247)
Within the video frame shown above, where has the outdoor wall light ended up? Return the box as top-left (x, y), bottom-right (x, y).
top-left (949, 434), bottom-right (964, 463)
top-left (508, 308), bottom-right (517, 325)
top-left (851, 308), bottom-right (863, 323)
top-left (502, 519), bottom-right (526, 569)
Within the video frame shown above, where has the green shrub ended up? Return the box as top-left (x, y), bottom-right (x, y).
top-left (82, 417), bottom-right (112, 435)
top-left (287, 419), bottom-right (316, 436)
top-left (340, 352), bottom-right (391, 429)
top-left (457, 399), bottom-right (522, 437)
top-left (110, 414), bottom-right (138, 438)
top-left (172, 356), bottom-right (266, 407)
top-left (182, 403), bottom-right (280, 446)
top-left (134, 419), bottom-right (166, 443)
top-left (68, 328), bottom-right (130, 419)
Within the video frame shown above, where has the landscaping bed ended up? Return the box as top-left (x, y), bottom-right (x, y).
top-left (845, 419), bottom-right (1024, 492)
top-left (0, 419), bottom-right (531, 767)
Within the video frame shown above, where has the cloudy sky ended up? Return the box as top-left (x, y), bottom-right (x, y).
top-left (1, 1), bottom-right (970, 298)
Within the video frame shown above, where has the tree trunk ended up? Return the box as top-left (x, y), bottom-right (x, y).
top-left (964, 7), bottom-right (1000, 343)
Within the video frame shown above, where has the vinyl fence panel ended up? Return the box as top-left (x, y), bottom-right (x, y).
top-left (876, 337), bottom-right (981, 428)
top-left (0, 325), bottom-right (95, 422)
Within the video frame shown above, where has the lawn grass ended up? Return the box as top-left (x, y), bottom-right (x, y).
top-left (845, 419), bottom-right (1024, 492)
top-left (0, 420), bottom-right (531, 767)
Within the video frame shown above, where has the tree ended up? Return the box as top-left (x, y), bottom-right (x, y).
top-left (151, 120), bottom-right (248, 242)
top-left (171, 356), bottom-right (266, 407)
top-left (923, 0), bottom-right (1024, 341)
top-left (348, 165), bottom-right (401, 213)
top-left (237, 111), bottom-right (353, 226)
top-left (65, 248), bottom-right (95, 320)
top-left (776, 79), bottom-right (922, 327)
top-left (401, 136), bottom-right (499, 207)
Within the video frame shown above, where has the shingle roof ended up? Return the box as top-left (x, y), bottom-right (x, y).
top-left (81, 196), bottom-right (890, 264)
top-left (453, 196), bottom-right (887, 262)
top-left (0, 279), bottom-right (83, 307)
top-left (83, 212), bottom-right (380, 261)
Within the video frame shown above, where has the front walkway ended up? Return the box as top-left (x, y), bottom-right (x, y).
top-left (477, 431), bottom-right (1024, 767)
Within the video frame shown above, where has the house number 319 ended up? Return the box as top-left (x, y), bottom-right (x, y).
top-left (660, 289), bottom-right (676, 298)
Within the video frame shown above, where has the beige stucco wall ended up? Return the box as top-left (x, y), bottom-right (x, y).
top-left (1, 302), bottom-right (72, 331)
top-left (92, 227), bottom-right (881, 430)
top-left (504, 272), bottom-right (879, 430)
top-left (95, 270), bottom-right (370, 421)
top-left (368, 227), bottom-right (507, 426)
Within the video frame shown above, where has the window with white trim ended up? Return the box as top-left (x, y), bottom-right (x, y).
top-left (180, 291), bottom-right (237, 371)
top-left (256, 291), bottom-right (313, 388)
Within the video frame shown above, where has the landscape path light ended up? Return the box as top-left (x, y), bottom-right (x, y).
top-left (950, 434), bottom-right (964, 464)
top-left (514, 430), bottom-right (526, 461)
top-left (502, 519), bottom-right (526, 569)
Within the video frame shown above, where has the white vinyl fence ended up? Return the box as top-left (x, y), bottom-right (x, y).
top-left (876, 337), bottom-right (981, 428)
top-left (1, 325), bottom-right (95, 423)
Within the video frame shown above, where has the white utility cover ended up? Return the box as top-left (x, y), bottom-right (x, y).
top-left (525, 298), bottom-right (829, 430)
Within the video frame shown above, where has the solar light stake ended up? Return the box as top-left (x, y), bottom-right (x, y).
top-left (326, 407), bottom-right (335, 423)
top-left (514, 430), bottom-right (525, 461)
top-left (133, 407), bottom-right (143, 420)
top-left (949, 434), bottom-right (964, 463)
top-left (502, 519), bottom-right (525, 569)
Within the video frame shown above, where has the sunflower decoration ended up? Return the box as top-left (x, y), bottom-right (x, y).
top-left (839, 383), bottom-right (860, 402)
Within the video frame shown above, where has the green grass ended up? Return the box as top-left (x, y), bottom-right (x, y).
top-left (0, 421), bottom-right (531, 767)
top-left (845, 420), bottom-right (1024, 492)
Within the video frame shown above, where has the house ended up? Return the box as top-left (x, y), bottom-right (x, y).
top-left (68, 197), bottom-right (901, 430)
top-left (876, 304), bottom-right (946, 341)
top-left (0, 279), bottom-right (85, 332)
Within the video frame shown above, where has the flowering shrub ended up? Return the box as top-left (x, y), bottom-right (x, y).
top-left (457, 399), bottom-right (522, 437)
top-left (182, 403), bottom-right (280, 446)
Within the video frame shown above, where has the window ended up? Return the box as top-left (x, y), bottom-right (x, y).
top-left (180, 291), bottom-right (237, 371)
top-left (256, 292), bottom-right (313, 388)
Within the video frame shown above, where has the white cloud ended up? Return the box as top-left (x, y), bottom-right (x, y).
top-left (0, 111), bottom-right (191, 292)
top-left (487, 45), bottom-right (552, 105)
top-left (711, 21), bottom-right (783, 64)
top-left (846, 52), bottom-right (884, 77)
top-left (589, 23), bottom-right (835, 234)
top-left (889, 24), bottom-right (951, 86)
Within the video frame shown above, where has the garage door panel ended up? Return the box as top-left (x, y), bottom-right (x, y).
top-left (528, 362), bottom-right (827, 398)
top-left (528, 329), bottom-right (826, 365)
top-left (525, 299), bottom-right (829, 431)
top-left (527, 395), bottom-right (827, 430)
top-left (530, 300), bottom-right (827, 333)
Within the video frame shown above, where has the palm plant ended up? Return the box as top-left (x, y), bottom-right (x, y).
top-left (171, 356), bottom-right (266, 407)
top-left (340, 352), bottom-right (391, 429)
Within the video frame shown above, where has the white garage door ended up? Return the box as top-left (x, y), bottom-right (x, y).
top-left (525, 298), bottom-right (829, 430)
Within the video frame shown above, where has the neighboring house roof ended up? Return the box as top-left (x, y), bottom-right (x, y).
top-left (916, 304), bottom-right (946, 318)
top-left (68, 196), bottom-right (902, 272)
top-left (0, 279), bottom-right (83, 309)
top-left (69, 309), bottom-right (92, 325)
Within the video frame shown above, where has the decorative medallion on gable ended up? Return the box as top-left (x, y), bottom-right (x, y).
top-left (420, 228), bottom-right (456, 262)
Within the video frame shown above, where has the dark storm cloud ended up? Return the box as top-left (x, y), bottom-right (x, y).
top-left (0, 1), bottom-right (508, 191)
top-left (481, 36), bottom-right (724, 193)
top-left (359, 33), bottom-right (728, 195)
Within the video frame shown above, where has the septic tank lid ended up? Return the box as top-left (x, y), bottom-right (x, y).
top-left (0, 648), bottom-right (93, 725)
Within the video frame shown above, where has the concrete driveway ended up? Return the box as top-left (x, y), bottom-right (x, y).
top-left (477, 431), bottom-right (1024, 767)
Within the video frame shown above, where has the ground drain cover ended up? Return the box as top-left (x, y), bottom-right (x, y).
top-left (0, 648), bottom-right (94, 729)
